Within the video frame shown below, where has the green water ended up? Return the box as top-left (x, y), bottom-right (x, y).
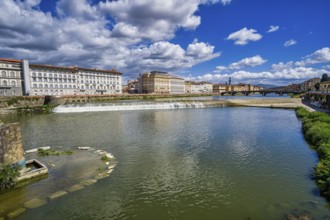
top-left (3, 107), bottom-right (330, 219)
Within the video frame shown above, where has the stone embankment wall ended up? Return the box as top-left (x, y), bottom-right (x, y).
top-left (0, 123), bottom-right (25, 165)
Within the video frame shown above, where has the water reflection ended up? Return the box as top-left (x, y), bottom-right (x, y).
top-left (5, 107), bottom-right (329, 220)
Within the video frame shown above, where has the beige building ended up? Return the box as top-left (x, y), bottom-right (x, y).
top-left (213, 84), bottom-right (226, 93)
top-left (186, 81), bottom-right (213, 93)
top-left (138, 71), bottom-right (184, 94)
top-left (320, 81), bottom-right (330, 93)
top-left (299, 78), bottom-right (320, 92)
top-left (0, 58), bottom-right (24, 96)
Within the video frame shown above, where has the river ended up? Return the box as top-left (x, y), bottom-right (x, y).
top-left (1, 101), bottom-right (330, 219)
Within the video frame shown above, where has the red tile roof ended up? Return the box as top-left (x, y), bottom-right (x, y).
top-left (0, 58), bottom-right (21, 63)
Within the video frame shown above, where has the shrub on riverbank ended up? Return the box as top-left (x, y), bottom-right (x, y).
top-left (0, 164), bottom-right (20, 191)
top-left (296, 107), bottom-right (330, 198)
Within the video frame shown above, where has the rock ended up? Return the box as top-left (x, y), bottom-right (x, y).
top-left (95, 150), bottom-right (106, 155)
top-left (48, 163), bottom-right (56, 167)
top-left (67, 184), bottom-right (85, 192)
top-left (48, 190), bottom-right (68, 200)
top-left (287, 214), bottom-right (298, 220)
top-left (77, 147), bottom-right (90, 150)
top-left (105, 162), bottom-right (110, 165)
top-left (107, 169), bottom-right (113, 174)
top-left (80, 179), bottom-right (97, 186)
top-left (25, 148), bottom-right (38, 153)
top-left (7, 208), bottom-right (26, 219)
top-left (39, 146), bottom-right (51, 150)
top-left (105, 153), bottom-right (114, 159)
top-left (24, 198), bottom-right (47, 209)
top-left (108, 164), bottom-right (115, 170)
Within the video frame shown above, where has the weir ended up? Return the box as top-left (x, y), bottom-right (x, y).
top-left (53, 101), bottom-right (209, 113)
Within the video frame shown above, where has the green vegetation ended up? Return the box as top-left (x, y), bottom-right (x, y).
top-left (101, 155), bottom-right (110, 162)
top-left (295, 107), bottom-right (330, 198)
top-left (0, 164), bottom-right (20, 191)
top-left (37, 149), bottom-right (73, 157)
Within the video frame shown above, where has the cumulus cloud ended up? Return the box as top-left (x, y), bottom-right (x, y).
top-left (284, 39), bottom-right (297, 47)
top-left (0, 0), bottom-right (224, 79)
top-left (188, 48), bottom-right (330, 85)
top-left (303, 47), bottom-right (330, 65)
top-left (229, 55), bottom-right (267, 69)
top-left (226, 28), bottom-right (262, 45)
top-left (267, 25), bottom-right (279, 33)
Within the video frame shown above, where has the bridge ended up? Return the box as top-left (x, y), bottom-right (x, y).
top-left (219, 90), bottom-right (303, 96)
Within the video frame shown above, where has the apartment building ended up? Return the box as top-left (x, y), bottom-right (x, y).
top-left (0, 58), bottom-right (24, 96)
top-left (0, 58), bottom-right (122, 96)
top-left (138, 71), bottom-right (184, 94)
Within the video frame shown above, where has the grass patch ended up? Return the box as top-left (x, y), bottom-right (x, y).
top-left (101, 155), bottom-right (110, 162)
top-left (295, 107), bottom-right (330, 199)
top-left (37, 149), bottom-right (73, 157)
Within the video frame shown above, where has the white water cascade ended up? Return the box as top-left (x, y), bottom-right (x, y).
top-left (53, 101), bottom-right (207, 113)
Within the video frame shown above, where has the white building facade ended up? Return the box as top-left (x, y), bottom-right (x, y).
top-left (0, 58), bottom-right (23, 96)
top-left (1, 59), bottom-right (124, 96)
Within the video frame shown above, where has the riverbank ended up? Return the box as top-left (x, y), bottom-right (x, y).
top-left (295, 107), bottom-right (330, 200)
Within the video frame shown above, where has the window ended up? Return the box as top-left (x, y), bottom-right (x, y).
top-left (38, 73), bottom-right (42, 77)
top-left (50, 84), bottom-right (53, 89)
top-left (43, 73), bottom-right (47, 77)
top-left (45, 84), bottom-right (48, 88)
top-left (55, 84), bottom-right (58, 89)
top-left (39, 84), bottom-right (43, 88)
top-left (1, 71), bottom-right (6, 77)
top-left (49, 74), bottom-right (52, 78)
top-left (32, 72), bottom-right (36, 77)
top-left (64, 85), bottom-right (67, 89)
top-left (10, 72), bottom-right (15, 78)
top-left (11, 81), bottom-right (16, 86)
top-left (33, 84), bottom-right (37, 88)
top-left (3, 80), bottom-right (8, 86)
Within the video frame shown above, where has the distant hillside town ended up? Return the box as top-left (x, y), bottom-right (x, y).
top-left (1, 58), bottom-right (330, 97)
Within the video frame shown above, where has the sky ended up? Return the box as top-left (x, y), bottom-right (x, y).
top-left (0, 0), bottom-right (330, 86)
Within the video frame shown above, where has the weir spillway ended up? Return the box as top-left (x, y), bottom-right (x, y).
top-left (52, 98), bottom-right (301, 113)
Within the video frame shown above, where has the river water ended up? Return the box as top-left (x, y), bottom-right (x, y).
top-left (3, 103), bottom-right (330, 219)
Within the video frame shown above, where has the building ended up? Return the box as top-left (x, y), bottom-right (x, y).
top-left (188, 81), bottom-right (213, 93)
top-left (0, 58), bottom-right (24, 96)
top-left (213, 84), bottom-right (226, 94)
top-left (138, 71), bottom-right (184, 94)
top-left (170, 76), bottom-right (185, 94)
top-left (299, 78), bottom-right (320, 92)
top-left (320, 80), bottom-right (330, 93)
top-left (127, 80), bottom-right (139, 93)
top-left (0, 58), bottom-right (122, 96)
top-left (185, 81), bottom-right (192, 93)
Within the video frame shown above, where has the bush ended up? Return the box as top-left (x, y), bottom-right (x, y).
top-left (0, 164), bottom-right (20, 191)
top-left (296, 107), bottom-right (330, 199)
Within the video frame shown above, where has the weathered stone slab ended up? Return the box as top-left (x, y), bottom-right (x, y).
top-left (67, 184), bottom-right (85, 192)
top-left (7, 208), bottom-right (26, 219)
top-left (80, 179), bottom-right (97, 186)
top-left (24, 198), bottom-right (47, 209)
top-left (48, 190), bottom-right (68, 200)
top-left (39, 146), bottom-right (51, 150)
top-left (95, 173), bottom-right (109, 180)
top-left (77, 147), bottom-right (90, 150)
top-left (25, 148), bottom-right (38, 153)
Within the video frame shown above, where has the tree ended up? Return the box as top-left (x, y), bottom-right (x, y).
top-left (315, 82), bottom-right (320, 91)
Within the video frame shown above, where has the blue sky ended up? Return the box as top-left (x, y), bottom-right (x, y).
top-left (0, 0), bottom-right (329, 85)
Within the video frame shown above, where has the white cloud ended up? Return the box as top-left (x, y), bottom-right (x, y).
top-left (190, 48), bottom-right (330, 85)
top-left (303, 47), bottom-right (330, 65)
top-left (229, 55), bottom-right (267, 69)
top-left (284, 39), bottom-right (297, 47)
top-left (226, 28), bottom-right (262, 45)
top-left (186, 67), bottom-right (329, 84)
top-left (267, 25), bottom-right (279, 33)
top-left (0, 0), bottom-right (223, 79)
